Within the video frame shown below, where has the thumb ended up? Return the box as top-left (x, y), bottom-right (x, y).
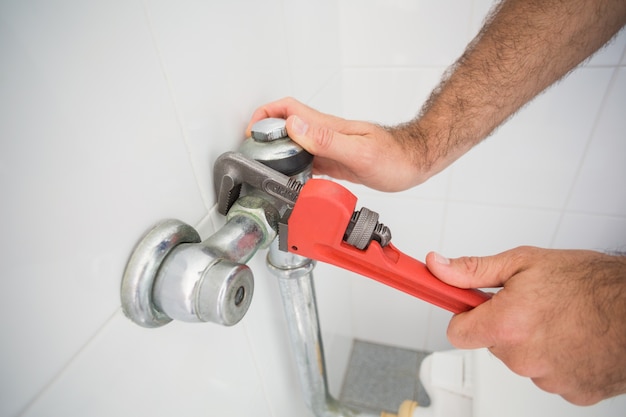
top-left (426, 250), bottom-right (523, 289)
top-left (426, 250), bottom-right (524, 350)
top-left (286, 115), bottom-right (354, 163)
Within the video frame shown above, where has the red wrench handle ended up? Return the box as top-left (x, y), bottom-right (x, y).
top-left (287, 179), bottom-right (491, 314)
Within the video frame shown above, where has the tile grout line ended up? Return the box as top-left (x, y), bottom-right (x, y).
top-left (140, 0), bottom-right (212, 212)
top-left (547, 64), bottom-right (622, 248)
top-left (305, 68), bottom-right (343, 108)
top-left (17, 309), bottom-right (123, 417)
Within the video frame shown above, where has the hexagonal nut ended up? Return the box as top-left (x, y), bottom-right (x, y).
top-left (226, 195), bottom-right (279, 248)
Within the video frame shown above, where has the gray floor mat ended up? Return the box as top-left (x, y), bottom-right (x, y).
top-left (339, 339), bottom-right (431, 414)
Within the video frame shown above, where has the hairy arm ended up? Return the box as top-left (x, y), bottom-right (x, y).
top-left (247, 0), bottom-right (625, 191)
top-left (393, 0), bottom-right (626, 178)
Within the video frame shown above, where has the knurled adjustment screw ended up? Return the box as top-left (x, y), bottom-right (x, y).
top-left (250, 118), bottom-right (288, 142)
top-left (344, 207), bottom-right (392, 250)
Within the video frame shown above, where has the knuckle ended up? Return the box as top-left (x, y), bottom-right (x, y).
top-left (510, 245), bottom-right (539, 265)
top-left (531, 377), bottom-right (566, 395)
top-left (561, 392), bottom-right (602, 406)
top-left (281, 96), bottom-right (297, 107)
top-left (445, 322), bottom-right (462, 346)
top-left (494, 349), bottom-right (536, 377)
top-left (459, 256), bottom-right (482, 276)
top-left (310, 125), bottom-right (336, 151)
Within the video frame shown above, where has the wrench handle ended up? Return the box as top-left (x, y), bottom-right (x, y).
top-left (287, 179), bottom-right (491, 314)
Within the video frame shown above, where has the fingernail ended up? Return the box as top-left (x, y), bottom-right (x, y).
top-left (291, 116), bottom-right (309, 136)
top-left (433, 252), bottom-right (450, 265)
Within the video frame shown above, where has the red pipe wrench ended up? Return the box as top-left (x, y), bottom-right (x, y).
top-left (215, 152), bottom-right (491, 314)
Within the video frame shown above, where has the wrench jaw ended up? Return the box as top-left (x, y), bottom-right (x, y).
top-left (277, 209), bottom-right (293, 253)
top-left (214, 151), bottom-right (392, 254)
top-left (214, 151), bottom-right (296, 216)
top-left (216, 172), bottom-right (242, 216)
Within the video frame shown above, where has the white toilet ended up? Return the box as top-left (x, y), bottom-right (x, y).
top-left (412, 348), bottom-right (626, 417)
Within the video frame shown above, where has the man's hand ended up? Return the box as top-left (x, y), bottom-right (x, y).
top-left (425, 247), bottom-right (626, 405)
top-left (246, 97), bottom-right (428, 192)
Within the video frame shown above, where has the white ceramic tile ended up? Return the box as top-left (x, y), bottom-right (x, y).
top-left (308, 71), bottom-right (344, 117)
top-left (341, 68), bottom-right (445, 125)
top-left (340, 0), bottom-right (473, 67)
top-left (473, 348), bottom-right (626, 417)
top-left (0, 2), bottom-right (206, 415)
top-left (552, 212), bottom-right (626, 252)
top-left (448, 67), bottom-right (614, 210)
top-left (315, 263), bottom-right (354, 340)
top-left (585, 27), bottom-right (626, 67)
top-left (354, 192), bottom-right (447, 258)
top-left (441, 203), bottom-right (560, 257)
top-left (21, 311), bottom-right (272, 417)
top-left (351, 273), bottom-right (432, 351)
top-left (283, 0), bottom-right (342, 102)
top-left (469, 0), bottom-right (498, 35)
top-left (145, 0), bottom-right (294, 208)
top-left (424, 306), bottom-right (455, 351)
top-left (566, 68), bottom-right (626, 216)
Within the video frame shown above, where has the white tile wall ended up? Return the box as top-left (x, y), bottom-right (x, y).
top-left (1, 0), bottom-right (338, 416)
top-left (340, 0), bottom-right (474, 67)
top-left (1, 1), bottom-right (208, 415)
top-left (447, 67), bottom-right (614, 210)
top-left (566, 68), bottom-right (626, 217)
top-left (2, 0), bottom-right (625, 416)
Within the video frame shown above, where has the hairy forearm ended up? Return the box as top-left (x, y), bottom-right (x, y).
top-left (393, 0), bottom-right (626, 178)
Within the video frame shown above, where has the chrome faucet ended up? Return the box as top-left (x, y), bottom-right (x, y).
top-left (120, 118), bottom-right (377, 416)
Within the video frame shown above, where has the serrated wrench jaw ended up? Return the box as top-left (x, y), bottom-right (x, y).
top-left (213, 151), bottom-right (302, 216)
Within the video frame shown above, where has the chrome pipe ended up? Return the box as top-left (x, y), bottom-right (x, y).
top-left (267, 242), bottom-right (377, 417)
top-left (243, 118), bottom-right (378, 416)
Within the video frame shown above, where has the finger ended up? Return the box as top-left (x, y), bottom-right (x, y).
top-left (245, 98), bottom-right (299, 132)
top-left (446, 300), bottom-right (499, 349)
top-left (425, 248), bottom-right (530, 289)
top-left (285, 115), bottom-right (368, 168)
top-left (245, 97), bottom-right (346, 136)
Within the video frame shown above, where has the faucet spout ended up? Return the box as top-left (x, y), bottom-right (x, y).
top-left (121, 193), bottom-right (279, 328)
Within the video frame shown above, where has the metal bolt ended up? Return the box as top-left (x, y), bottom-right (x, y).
top-left (250, 118), bottom-right (288, 142)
